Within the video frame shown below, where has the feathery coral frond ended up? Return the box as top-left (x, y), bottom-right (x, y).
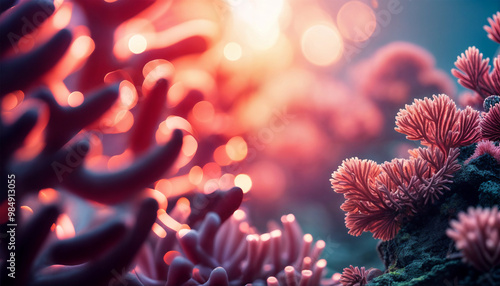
top-left (465, 140), bottom-right (500, 165)
top-left (331, 158), bottom-right (402, 240)
top-left (446, 206), bottom-right (500, 272)
top-left (480, 103), bottom-right (500, 142)
top-left (340, 265), bottom-right (382, 286)
top-left (451, 47), bottom-right (490, 97)
top-left (395, 94), bottom-right (480, 155)
top-left (332, 147), bottom-right (460, 241)
top-left (340, 265), bottom-right (368, 286)
top-left (485, 12), bottom-right (500, 44)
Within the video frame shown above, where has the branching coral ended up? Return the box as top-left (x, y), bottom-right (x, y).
top-left (0, 198), bottom-right (158, 286)
top-left (451, 47), bottom-right (498, 99)
top-left (452, 12), bottom-right (500, 101)
top-left (331, 147), bottom-right (460, 241)
top-left (332, 94), bottom-right (470, 241)
top-left (329, 91), bottom-right (489, 241)
top-left (446, 206), bottom-right (500, 273)
top-left (395, 94), bottom-right (481, 156)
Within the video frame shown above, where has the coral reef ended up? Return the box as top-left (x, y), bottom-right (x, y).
top-left (372, 144), bottom-right (500, 286)
top-left (1, 1), bottom-right (499, 286)
top-left (331, 10), bottom-right (500, 285)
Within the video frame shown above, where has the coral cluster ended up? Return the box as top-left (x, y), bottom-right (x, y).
top-left (331, 10), bottom-right (500, 286)
top-left (1, 1), bottom-right (499, 286)
top-left (331, 94), bottom-right (470, 241)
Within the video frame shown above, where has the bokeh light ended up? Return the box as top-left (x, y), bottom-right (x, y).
top-left (234, 174), bottom-right (252, 193)
top-left (128, 34), bottom-right (148, 54)
top-left (337, 1), bottom-right (376, 42)
top-left (67, 91), bottom-right (84, 107)
top-left (301, 24), bottom-right (343, 66)
top-left (3, 0), bottom-right (497, 282)
top-left (224, 42), bottom-right (243, 61)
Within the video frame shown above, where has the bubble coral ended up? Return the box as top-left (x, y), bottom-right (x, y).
top-left (446, 206), bottom-right (500, 273)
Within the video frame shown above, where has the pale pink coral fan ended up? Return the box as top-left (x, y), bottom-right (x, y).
top-left (332, 94), bottom-right (472, 241)
top-left (485, 11), bottom-right (500, 44)
top-left (395, 94), bottom-right (481, 156)
top-left (446, 206), bottom-right (500, 272)
top-left (331, 147), bottom-right (459, 241)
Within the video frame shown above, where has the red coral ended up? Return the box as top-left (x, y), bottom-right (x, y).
top-left (395, 94), bottom-right (481, 155)
top-left (446, 206), bottom-right (500, 272)
top-left (480, 102), bottom-right (500, 142)
top-left (485, 12), bottom-right (500, 44)
top-left (331, 148), bottom-right (460, 241)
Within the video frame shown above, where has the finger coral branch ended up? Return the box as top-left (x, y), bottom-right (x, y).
top-left (35, 84), bottom-right (120, 151)
top-left (31, 198), bottom-right (158, 286)
top-left (0, 0), bottom-right (55, 54)
top-left (130, 79), bottom-right (169, 154)
top-left (61, 129), bottom-right (183, 204)
top-left (0, 29), bottom-right (72, 96)
top-left (0, 204), bottom-right (60, 286)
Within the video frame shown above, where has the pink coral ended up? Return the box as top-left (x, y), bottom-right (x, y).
top-left (446, 206), bottom-right (500, 272)
top-left (340, 265), bottom-right (381, 286)
top-left (480, 103), bottom-right (500, 142)
top-left (331, 147), bottom-right (460, 241)
top-left (485, 12), bottom-right (500, 44)
top-left (452, 47), bottom-right (500, 99)
top-left (465, 140), bottom-right (500, 165)
top-left (395, 94), bottom-right (481, 155)
top-left (356, 42), bottom-right (455, 106)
